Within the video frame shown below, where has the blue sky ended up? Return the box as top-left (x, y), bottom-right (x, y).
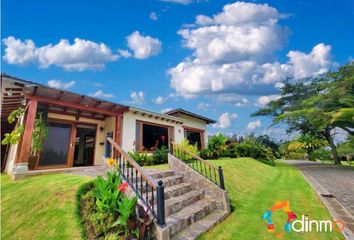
top-left (2, 0), bottom-right (354, 140)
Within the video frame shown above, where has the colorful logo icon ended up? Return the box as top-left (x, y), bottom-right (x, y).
top-left (262, 200), bottom-right (297, 238)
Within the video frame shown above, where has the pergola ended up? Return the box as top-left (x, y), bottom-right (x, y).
top-left (1, 73), bottom-right (129, 171)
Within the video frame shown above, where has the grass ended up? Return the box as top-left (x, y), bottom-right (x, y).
top-left (148, 158), bottom-right (343, 240)
top-left (1, 173), bottom-right (90, 240)
top-left (1, 158), bottom-right (344, 240)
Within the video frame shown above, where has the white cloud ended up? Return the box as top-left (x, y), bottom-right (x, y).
top-left (2, 36), bottom-right (118, 71)
top-left (90, 90), bottom-right (115, 99)
top-left (197, 102), bottom-right (212, 110)
top-left (168, 2), bottom-right (335, 98)
top-left (47, 79), bottom-right (75, 89)
top-left (287, 43), bottom-right (333, 79)
top-left (153, 96), bottom-right (166, 105)
top-left (255, 94), bottom-right (280, 107)
top-left (161, 108), bottom-right (173, 113)
top-left (94, 82), bottom-right (103, 87)
top-left (118, 49), bottom-right (131, 58)
top-left (150, 12), bottom-right (158, 21)
top-left (129, 91), bottom-right (145, 104)
top-left (126, 31), bottom-right (162, 59)
top-left (247, 119), bottom-right (262, 131)
top-left (213, 112), bottom-right (237, 129)
top-left (215, 93), bottom-right (248, 107)
top-left (160, 0), bottom-right (192, 5)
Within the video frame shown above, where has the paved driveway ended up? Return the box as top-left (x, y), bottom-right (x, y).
top-left (286, 160), bottom-right (354, 239)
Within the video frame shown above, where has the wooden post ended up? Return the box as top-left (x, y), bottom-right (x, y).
top-left (114, 113), bottom-right (123, 157)
top-left (16, 100), bottom-right (38, 164)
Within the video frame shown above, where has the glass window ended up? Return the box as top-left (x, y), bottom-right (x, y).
top-left (136, 121), bottom-right (171, 152)
top-left (39, 122), bottom-right (71, 166)
top-left (186, 130), bottom-right (202, 150)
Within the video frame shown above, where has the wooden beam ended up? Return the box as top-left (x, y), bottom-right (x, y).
top-left (5, 88), bottom-right (23, 91)
top-left (14, 82), bottom-right (25, 87)
top-left (25, 94), bottom-right (124, 116)
top-left (48, 109), bottom-right (105, 121)
top-left (75, 95), bottom-right (85, 104)
top-left (16, 100), bottom-right (38, 164)
top-left (4, 92), bottom-right (21, 96)
top-left (56, 91), bottom-right (64, 100)
top-left (114, 113), bottom-right (124, 157)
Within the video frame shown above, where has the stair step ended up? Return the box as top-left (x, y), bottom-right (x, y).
top-left (164, 183), bottom-right (194, 200)
top-left (157, 175), bottom-right (184, 188)
top-left (164, 190), bottom-right (205, 217)
top-left (166, 200), bottom-right (217, 238)
top-left (147, 170), bottom-right (175, 179)
top-left (172, 210), bottom-right (227, 240)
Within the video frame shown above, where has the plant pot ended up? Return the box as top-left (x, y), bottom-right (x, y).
top-left (28, 155), bottom-right (38, 170)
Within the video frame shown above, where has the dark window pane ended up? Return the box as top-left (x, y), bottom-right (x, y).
top-left (142, 124), bottom-right (168, 151)
top-left (186, 131), bottom-right (202, 149)
top-left (39, 122), bottom-right (71, 166)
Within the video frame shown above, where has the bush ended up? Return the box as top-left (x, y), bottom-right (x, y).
top-left (234, 137), bottom-right (275, 166)
top-left (152, 146), bottom-right (168, 164)
top-left (219, 143), bottom-right (238, 158)
top-left (309, 148), bottom-right (332, 162)
top-left (128, 151), bottom-right (154, 166)
top-left (207, 134), bottom-right (227, 159)
top-left (199, 148), bottom-right (217, 159)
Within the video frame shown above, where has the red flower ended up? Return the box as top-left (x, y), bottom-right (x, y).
top-left (118, 182), bottom-right (129, 192)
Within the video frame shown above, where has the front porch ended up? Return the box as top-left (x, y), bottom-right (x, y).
top-left (1, 74), bottom-right (128, 180)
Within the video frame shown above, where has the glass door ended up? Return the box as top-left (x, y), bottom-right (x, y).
top-left (73, 124), bottom-right (96, 167)
top-left (38, 122), bottom-right (72, 167)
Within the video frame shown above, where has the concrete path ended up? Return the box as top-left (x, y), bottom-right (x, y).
top-left (286, 160), bottom-right (354, 240)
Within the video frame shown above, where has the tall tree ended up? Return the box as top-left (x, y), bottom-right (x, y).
top-left (253, 63), bottom-right (354, 164)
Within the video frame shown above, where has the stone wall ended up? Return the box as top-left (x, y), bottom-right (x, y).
top-left (168, 154), bottom-right (230, 213)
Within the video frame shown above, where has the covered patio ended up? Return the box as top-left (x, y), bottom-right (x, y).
top-left (1, 74), bottom-right (128, 179)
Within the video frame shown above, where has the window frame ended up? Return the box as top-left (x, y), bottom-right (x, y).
top-left (183, 126), bottom-right (205, 150)
top-left (136, 120), bottom-right (174, 152)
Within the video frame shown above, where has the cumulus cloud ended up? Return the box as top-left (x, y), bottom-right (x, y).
top-left (255, 94), bottom-right (280, 107)
top-left (90, 90), bottom-right (115, 99)
top-left (129, 91), bottom-right (145, 104)
top-left (213, 112), bottom-right (237, 129)
top-left (168, 2), bottom-right (334, 98)
top-left (127, 31), bottom-right (162, 59)
top-left (215, 93), bottom-right (248, 107)
top-left (247, 119), bottom-right (262, 131)
top-left (118, 49), bottom-right (131, 58)
top-left (197, 102), bottom-right (212, 110)
top-left (47, 79), bottom-right (75, 89)
top-left (150, 12), bottom-right (158, 21)
top-left (2, 36), bottom-right (118, 71)
top-left (287, 43), bottom-right (333, 79)
top-left (153, 96), bottom-right (166, 105)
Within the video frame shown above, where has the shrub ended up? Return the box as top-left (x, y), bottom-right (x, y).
top-left (207, 134), bottom-right (228, 159)
top-left (199, 148), bottom-right (217, 159)
top-left (152, 146), bottom-right (168, 164)
top-left (128, 151), bottom-right (154, 166)
top-left (234, 137), bottom-right (275, 166)
top-left (309, 148), bottom-right (332, 162)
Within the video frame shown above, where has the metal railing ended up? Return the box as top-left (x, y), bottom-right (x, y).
top-left (105, 134), bottom-right (165, 227)
top-left (170, 142), bottom-right (225, 190)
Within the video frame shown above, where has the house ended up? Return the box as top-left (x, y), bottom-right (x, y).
top-left (1, 73), bottom-right (216, 180)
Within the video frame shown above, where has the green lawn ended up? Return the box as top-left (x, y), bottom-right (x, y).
top-left (148, 158), bottom-right (343, 240)
top-left (1, 158), bottom-right (343, 240)
top-left (1, 173), bottom-right (90, 240)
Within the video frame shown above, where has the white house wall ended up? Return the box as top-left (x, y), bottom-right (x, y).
top-left (121, 110), bottom-right (209, 152)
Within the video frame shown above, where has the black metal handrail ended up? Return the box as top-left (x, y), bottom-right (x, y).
top-left (105, 135), bottom-right (165, 227)
top-left (170, 142), bottom-right (225, 190)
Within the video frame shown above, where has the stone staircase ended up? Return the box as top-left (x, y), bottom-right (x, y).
top-left (147, 169), bottom-right (228, 240)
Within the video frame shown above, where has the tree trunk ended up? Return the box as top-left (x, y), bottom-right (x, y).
top-left (323, 127), bottom-right (341, 165)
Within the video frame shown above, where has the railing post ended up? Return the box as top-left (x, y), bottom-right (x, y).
top-left (218, 166), bottom-right (225, 190)
top-left (156, 180), bottom-right (166, 227)
top-left (170, 140), bottom-right (173, 155)
top-left (105, 132), bottom-right (113, 158)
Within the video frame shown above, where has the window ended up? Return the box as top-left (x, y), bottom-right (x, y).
top-left (136, 121), bottom-right (172, 152)
top-left (185, 129), bottom-right (204, 150)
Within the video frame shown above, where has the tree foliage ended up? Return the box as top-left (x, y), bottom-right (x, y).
top-left (253, 62), bottom-right (354, 164)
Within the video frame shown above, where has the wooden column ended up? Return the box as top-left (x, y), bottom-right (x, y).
top-left (114, 113), bottom-right (123, 157)
top-left (16, 100), bottom-right (38, 164)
